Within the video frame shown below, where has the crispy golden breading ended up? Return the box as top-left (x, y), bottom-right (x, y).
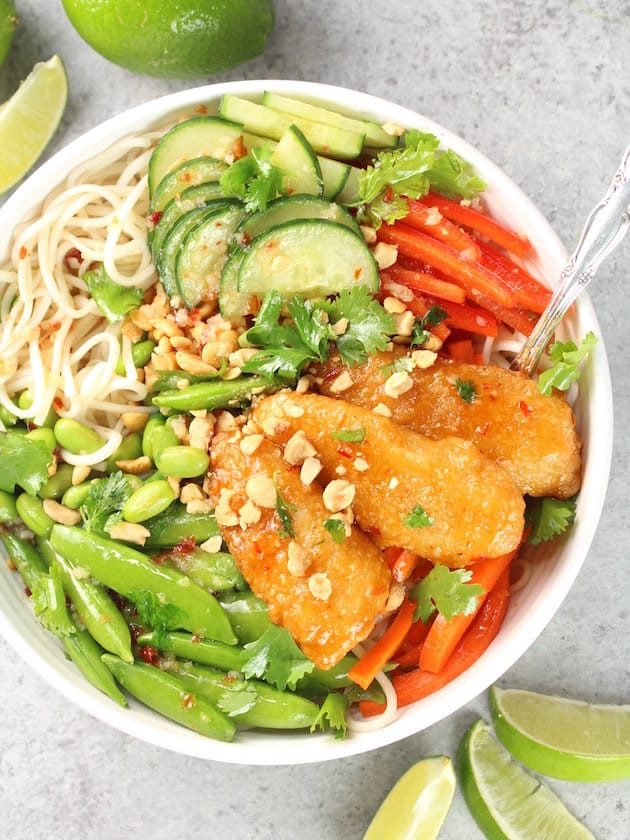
top-left (253, 393), bottom-right (525, 567)
top-left (207, 430), bottom-right (391, 669)
top-left (314, 350), bottom-right (581, 499)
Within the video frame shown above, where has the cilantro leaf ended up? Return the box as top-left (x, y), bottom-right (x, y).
top-left (220, 145), bottom-right (287, 213)
top-left (83, 264), bottom-right (144, 324)
top-left (274, 472), bottom-right (296, 539)
top-left (380, 356), bottom-right (414, 378)
top-left (323, 286), bottom-right (396, 366)
top-left (242, 623), bottom-right (314, 690)
top-left (356, 191), bottom-right (409, 229)
top-left (127, 589), bottom-right (188, 647)
top-left (537, 332), bottom-right (597, 396)
top-left (331, 427), bottom-right (366, 443)
top-left (0, 431), bottom-right (53, 497)
top-left (323, 518), bottom-right (347, 545)
top-left (411, 565), bottom-right (485, 624)
top-left (525, 496), bottom-right (577, 545)
top-left (80, 470), bottom-right (133, 536)
top-left (426, 148), bottom-right (487, 200)
top-left (213, 674), bottom-right (258, 718)
top-left (287, 296), bottom-right (336, 358)
top-left (402, 505), bottom-right (434, 529)
top-left (410, 305), bottom-right (449, 347)
top-left (310, 692), bottom-right (349, 740)
top-left (455, 378), bottom-right (477, 403)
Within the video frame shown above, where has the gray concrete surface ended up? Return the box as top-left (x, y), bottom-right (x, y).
top-left (1, 1), bottom-right (629, 837)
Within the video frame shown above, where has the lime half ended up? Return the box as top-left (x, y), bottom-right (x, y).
top-left (363, 755), bottom-right (456, 840)
top-left (490, 685), bottom-right (630, 782)
top-left (457, 719), bottom-right (594, 840)
top-left (0, 55), bottom-right (68, 194)
top-left (0, 0), bottom-right (18, 67)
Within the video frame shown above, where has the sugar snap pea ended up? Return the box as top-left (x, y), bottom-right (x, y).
top-left (54, 418), bottom-right (104, 455)
top-left (218, 591), bottom-right (273, 643)
top-left (151, 375), bottom-right (270, 411)
top-left (174, 662), bottom-right (320, 730)
top-left (50, 525), bottom-right (237, 643)
top-left (37, 537), bottom-right (133, 663)
top-left (136, 630), bottom-right (247, 671)
top-left (0, 490), bottom-right (18, 523)
top-left (101, 654), bottom-right (235, 741)
top-left (143, 502), bottom-right (220, 547)
top-left (122, 480), bottom-right (176, 523)
top-left (164, 549), bottom-right (247, 592)
top-left (115, 339), bottom-right (156, 375)
top-left (0, 531), bottom-right (48, 591)
top-left (155, 445), bottom-right (209, 478)
top-left (106, 432), bottom-right (142, 472)
top-left (16, 494), bottom-right (54, 537)
top-left (39, 463), bottom-right (74, 500)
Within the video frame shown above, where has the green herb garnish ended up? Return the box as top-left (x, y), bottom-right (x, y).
top-left (455, 378), bottom-right (477, 403)
top-left (411, 565), bottom-right (485, 624)
top-left (83, 264), bottom-right (144, 323)
top-left (402, 505), bottom-right (434, 529)
top-left (323, 518), bottom-right (347, 545)
top-left (525, 496), bottom-right (577, 545)
top-left (537, 332), bottom-right (597, 396)
top-left (331, 427), bottom-right (366, 443)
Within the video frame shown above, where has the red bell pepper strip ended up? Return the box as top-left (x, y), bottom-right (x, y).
top-left (383, 265), bottom-right (466, 305)
top-left (422, 295), bottom-right (498, 338)
top-left (446, 338), bottom-right (475, 363)
top-left (420, 192), bottom-right (531, 257)
top-left (403, 198), bottom-right (482, 259)
top-left (467, 290), bottom-right (537, 337)
top-left (476, 239), bottom-right (551, 314)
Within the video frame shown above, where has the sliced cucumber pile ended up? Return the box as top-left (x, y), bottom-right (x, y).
top-left (147, 92), bottom-right (399, 314)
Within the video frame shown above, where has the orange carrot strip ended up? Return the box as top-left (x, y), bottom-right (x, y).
top-left (384, 265), bottom-right (466, 304)
top-left (359, 568), bottom-right (511, 716)
top-left (348, 598), bottom-right (416, 690)
top-left (378, 223), bottom-right (516, 308)
top-left (403, 199), bottom-right (482, 258)
top-left (476, 239), bottom-right (551, 313)
top-left (447, 338), bottom-right (475, 363)
top-left (421, 193), bottom-right (531, 257)
top-left (419, 551), bottom-right (516, 675)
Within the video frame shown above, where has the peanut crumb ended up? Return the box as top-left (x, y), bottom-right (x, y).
top-left (308, 572), bottom-right (332, 601)
top-left (300, 456), bottom-right (323, 487)
top-left (329, 370), bottom-right (354, 394)
top-left (322, 479), bottom-right (355, 513)
top-left (245, 475), bottom-right (277, 508)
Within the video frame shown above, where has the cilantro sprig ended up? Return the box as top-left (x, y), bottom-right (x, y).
top-left (410, 305), bottom-right (449, 347)
top-left (525, 496), bottom-right (577, 545)
top-left (310, 692), bottom-right (349, 740)
top-left (411, 565), bottom-right (485, 624)
top-left (455, 378), bottom-right (477, 403)
top-left (537, 332), bottom-right (597, 396)
top-left (323, 518), bottom-right (347, 545)
top-left (220, 145), bottom-right (287, 213)
top-left (331, 427), bottom-right (366, 443)
top-left (242, 623), bottom-right (314, 690)
top-left (80, 471), bottom-right (133, 536)
top-left (402, 505), bottom-right (434, 529)
top-left (274, 472), bottom-right (296, 539)
top-left (0, 431), bottom-right (53, 497)
top-left (128, 590), bottom-right (187, 647)
top-left (83, 264), bottom-right (144, 324)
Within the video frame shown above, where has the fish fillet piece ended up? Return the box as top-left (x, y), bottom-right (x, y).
top-left (207, 430), bottom-right (391, 669)
top-left (253, 392), bottom-right (525, 567)
top-left (314, 350), bottom-right (581, 499)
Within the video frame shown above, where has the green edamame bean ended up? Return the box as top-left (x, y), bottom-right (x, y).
top-left (136, 630), bottom-right (247, 671)
top-left (175, 663), bottom-right (319, 730)
top-left (16, 494), bottom-right (54, 537)
top-left (106, 432), bottom-right (142, 472)
top-left (155, 445), bottom-right (209, 478)
top-left (25, 427), bottom-right (56, 451)
top-left (124, 474), bottom-right (143, 492)
top-left (122, 480), bottom-right (175, 524)
top-left (61, 481), bottom-right (93, 510)
top-left (149, 425), bottom-right (180, 461)
top-left (39, 463), bottom-right (74, 500)
top-left (102, 655), bottom-right (235, 741)
top-left (17, 391), bottom-right (57, 427)
top-left (54, 418), bottom-right (104, 455)
top-left (17, 390), bottom-right (34, 410)
top-left (115, 339), bottom-right (156, 375)
top-left (0, 489), bottom-right (18, 523)
top-left (50, 524), bottom-right (237, 643)
top-left (0, 404), bottom-right (18, 427)
top-left (143, 502), bottom-right (219, 548)
top-left (141, 414), bottom-right (165, 459)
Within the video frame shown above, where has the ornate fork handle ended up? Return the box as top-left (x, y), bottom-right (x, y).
top-left (511, 145), bottom-right (630, 376)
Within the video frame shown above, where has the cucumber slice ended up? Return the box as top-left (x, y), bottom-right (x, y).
top-left (242, 131), bottom-right (350, 200)
top-left (240, 195), bottom-right (360, 241)
top-left (150, 156), bottom-right (227, 214)
top-left (336, 166), bottom-right (361, 205)
top-left (176, 204), bottom-right (246, 308)
top-left (151, 181), bottom-right (225, 267)
top-left (270, 125), bottom-right (322, 196)
top-left (237, 219), bottom-right (379, 299)
top-left (159, 200), bottom-right (233, 300)
top-left (148, 116), bottom-right (242, 196)
top-left (218, 251), bottom-right (251, 322)
top-left (261, 91), bottom-right (397, 150)
top-left (219, 95), bottom-right (364, 160)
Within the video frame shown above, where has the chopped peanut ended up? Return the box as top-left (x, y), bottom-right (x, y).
top-left (71, 465), bottom-right (91, 486)
top-left (329, 370), bottom-right (354, 394)
top-left (199, 535), bottom-right (223, 554)
top-left (373, 402), bottom-right (392, 418)
top-left (283, 430), bottom-right (317, 466)
top-left (308, 572), bottom-right (332, 601)
top-left (384, 370), bottom-right (413, 399)
top-left (121, 412), bottom-right (149, 432)
top-left (238, 499), bottom-right (262, 528)
top-left (245, 475), bottom-right (277, 508)
top-left (180, 483), bottom-right (205, 504)
top-left (353, 457), bottom-right (370, 472)
top-left (300, 456), bottom-right (323, 486)
top-left (322, 479), bottom-right (356, 513)
top-left (287, 541), bottom-right (310, 577)
top-left (240, 434), bottom-right (264, 455)
top-left (411, 349), bottom-right (438, 369)
top-left (115, 455), bottom-right (152, 474)
top-left (42, 499), bottom-right (81, 526)
top-left (109, 522), bottom-right (151, 545)
top-left (373, 242), bottom-right (398, 269)
top-left (383, 296), bottom-right (407, 314)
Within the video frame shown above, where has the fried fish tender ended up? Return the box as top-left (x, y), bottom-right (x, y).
top-left (253, 392), bottom-right (525, 567)
top-left (314, 349), bottom-right (581, 499)
top-left (206, 430), bottom-right (391, 669)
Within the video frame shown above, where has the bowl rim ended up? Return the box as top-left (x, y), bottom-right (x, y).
top-left (0, 79), bottom-right (614, 765)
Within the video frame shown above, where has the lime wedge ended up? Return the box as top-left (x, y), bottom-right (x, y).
top-left (490, 685), bottom-right (630, 782)
top-left (363, 755), bottom-right (455, 840)
top-left (457, 719), bottom-right (594, 840)
top-left (0, 54), bottom-right (68, 194)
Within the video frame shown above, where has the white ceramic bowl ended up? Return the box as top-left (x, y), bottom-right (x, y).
top-left (0, 80), bottom-right (613, 765)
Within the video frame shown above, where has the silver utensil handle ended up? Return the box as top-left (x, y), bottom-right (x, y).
top-left (512, 145), bottom-right (630, 376)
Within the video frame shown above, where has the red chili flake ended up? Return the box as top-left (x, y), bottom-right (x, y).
top-left (181, 172), bottom-right (192, 182)
top-left (147, 210), bottom-right (163, 228)
top-left (53, 396), bottom-right (64, 411)
top-left (253, 540), bottom-right (263, 556)
top-left (140, 646), bottom-right (160, 666)
top-left (24, 586), bottom-right (32, 598)
top-left (354, 267), bottom-right (363, 280)
top-left (150, 551), bottom-right (167, 565)
top-left (19, 246), bottom-right (28, 260)
top-left (181, 693), bottom-right (195, 709)
top-left (384, 187), bottom-right (395, 203)
top-left (190, 634), bottom-right (201, 645)
top-left (476, 422), bottom-right (489, 437)
top-left (363, 525), bottom-right (381, 538)
top-left (130, 625), bottom-right (144, 645)
top-left (64, 247), bottom-right (82, 267)
top-left (195, 105), bottom-right (207, 115)
top-left (230, 136), bottom-right (247, 160)
top-left (172, 536), bottom-right (196, 556)
top-left (519, 400), bottom-right (532, 416)
top-left (264, 239), bottom-right (279, 251)
top-left (27, 421), bottom-right (36, 430)
top-left (337, 445), bottom-right (353, 459)
top-left (65, 595), bottom-right (72, 609)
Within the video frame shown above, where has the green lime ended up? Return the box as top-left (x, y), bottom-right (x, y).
top-left (457, 719), bottom-right (595, 840)
top-left (0, 0), bottom-right (18, 67)
top-left (490, 685), bottom-right (630, 782)
top-left (0, 55), bottom-right (68, 194)
top-left (363, 756), bottom-right (456, 840)
top-left (61, 0), bottom-right (275, 79)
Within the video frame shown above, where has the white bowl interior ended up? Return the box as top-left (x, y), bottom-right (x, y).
top-left (0, 80), bottom-right (613, 765)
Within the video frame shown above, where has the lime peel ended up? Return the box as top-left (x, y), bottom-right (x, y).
top-left (490, 685), bottom-right (630, 782)
top-left (0, 54), bottom-right (68, 194)
top-left (457, 718), bottom-right (595, 840)
top-left (363, 755), bottom-right (456, 840)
